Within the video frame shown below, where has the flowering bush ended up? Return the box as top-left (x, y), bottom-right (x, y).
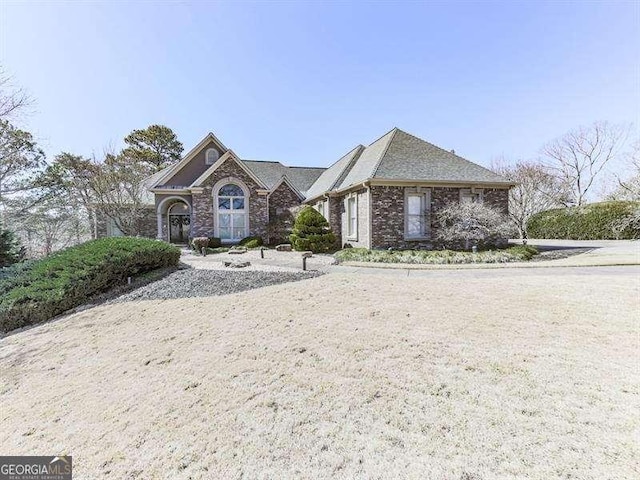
top-left (435, 202), bottom-right (512, 249)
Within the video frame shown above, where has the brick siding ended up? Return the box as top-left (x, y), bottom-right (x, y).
top-left (190, 157), bottom-right (268, 241)
top-left (369, 185), bottom-right (510, 249)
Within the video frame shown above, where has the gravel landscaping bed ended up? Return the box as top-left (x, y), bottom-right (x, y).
top-left (111, 268), bottom-right (322, 302)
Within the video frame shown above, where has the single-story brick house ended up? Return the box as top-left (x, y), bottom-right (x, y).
top-left (100, 128), bottom-right (513, 249)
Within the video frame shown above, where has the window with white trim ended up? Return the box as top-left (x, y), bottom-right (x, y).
top-left (315, 200), bottom-right (326, 219)
top-left (107, 218), bottom-right (125, 237)
top-left (347, 196), bottom-right (357, 238)
top-left (405, 189), bottom-right (431, 239)
top-left (205, 148), bottom-right (220, 165)
top-left (217, 183), bottom-right (246, 240)
top-left (460, 189), bottom-right (482, 203)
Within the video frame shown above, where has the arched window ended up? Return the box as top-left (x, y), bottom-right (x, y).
top-left (205, 148), bottom-right (220, 165)
top-left (217, 183), bottom-right (246, 240)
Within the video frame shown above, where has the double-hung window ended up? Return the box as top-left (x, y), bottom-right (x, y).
top-left (316, 201), bottom-right (326, 219)
top-left (405, 189), bottom-right (430, 239)
top-left (347, 196), bottom-right (357, 239)
top-left (460, 189), bottom-right (482, 203)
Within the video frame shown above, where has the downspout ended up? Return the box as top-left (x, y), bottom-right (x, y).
top-left (367, 183), bottom-right (373, 250)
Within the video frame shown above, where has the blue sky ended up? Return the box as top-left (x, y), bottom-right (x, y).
top-left (1, 1), bottom-right (638, 169)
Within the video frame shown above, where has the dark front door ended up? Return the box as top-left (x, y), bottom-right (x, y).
top-left (169, 214), bottom-right (190, 243)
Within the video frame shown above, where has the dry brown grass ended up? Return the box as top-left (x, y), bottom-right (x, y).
top-left (1, 270), bottom-right (638, 479)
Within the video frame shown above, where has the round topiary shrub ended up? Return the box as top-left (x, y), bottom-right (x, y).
top-left (289, 206), bottom-right (337, 253)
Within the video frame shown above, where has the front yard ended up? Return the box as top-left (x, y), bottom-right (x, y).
top-left (1, 268), bottom-right (638, 479)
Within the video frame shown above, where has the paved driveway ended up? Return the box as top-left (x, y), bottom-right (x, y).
top-left (515, 239), bottom-right (639, 267)
top-left (332, 264), bottom-right (640, 278)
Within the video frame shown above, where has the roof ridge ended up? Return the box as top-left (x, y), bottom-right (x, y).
top-left (321, 144), bottom-right (365, 170)
top-left (370, 127), bottom-right (399, 179)
top-left (241, 159), bottom-right (283, 164)
top-left (365, 127), bottom-right (397, 147)
top-left (329, 144), bottom-right (365, 191)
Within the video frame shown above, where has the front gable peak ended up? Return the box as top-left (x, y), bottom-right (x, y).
top-left (151, 131), bottom-right (229, 188)
top-left (190, 150), bottom-right (267, 189)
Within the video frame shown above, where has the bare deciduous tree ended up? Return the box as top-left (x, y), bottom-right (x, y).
top-left (89, 152), bottom-right (155, 236)
top-left (9, 196), bottom-right (83, 257)
top-left (492, 158), bottom-right (566, 241)
top-left (609, 140), bottom-right (640, 201)
top-left (0, 68), bottom-right (31, 120)
top-left (541, 121), bottom-right (629, 206)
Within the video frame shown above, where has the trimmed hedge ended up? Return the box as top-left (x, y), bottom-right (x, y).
top-left (527, 201), bottom-right (640, 240)
top-left (335, 246), bottom-right (539, 264)
top-left (0, 237), bottom-right (180, 332)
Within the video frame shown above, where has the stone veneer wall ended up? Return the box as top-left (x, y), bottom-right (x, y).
top-left (369, 186), bottom-right (510, 249)
top-left (190, 157), bottom-right (268, 240)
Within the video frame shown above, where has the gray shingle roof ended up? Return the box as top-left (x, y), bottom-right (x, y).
top-left (141, 167), bottom-right (173, 204)
top-left (370, 129), bottom-right (512, 184)
top-left (333, 128), bottom-right (511, 189)
top-left (240, 160), bottom-right (325, 194)
top-left (304, 145), bottom-right (364, 201)
top-left (337, 130), bottom-right (396, 190)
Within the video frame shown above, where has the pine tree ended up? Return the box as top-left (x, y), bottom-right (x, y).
top-left (0, 222), bottom-right (24, 267)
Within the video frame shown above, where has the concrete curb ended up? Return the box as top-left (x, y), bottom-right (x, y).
top-left (338, 260), bottom-right (640, 271)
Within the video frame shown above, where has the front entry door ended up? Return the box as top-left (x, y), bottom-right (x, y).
top-left (169, 214), bottom-right (190, 243)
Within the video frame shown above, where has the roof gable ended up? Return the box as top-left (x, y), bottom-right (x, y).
top-left (268, 175), bottom-right (305, 200)
top-left (190, 151), bottom-right (267, 189)
top-left (152, 132), bottom-right (227, 188)
top-left (241, 160), bottom-right (324, 194)
top-left (304, 145), bottom-right (364, 201)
